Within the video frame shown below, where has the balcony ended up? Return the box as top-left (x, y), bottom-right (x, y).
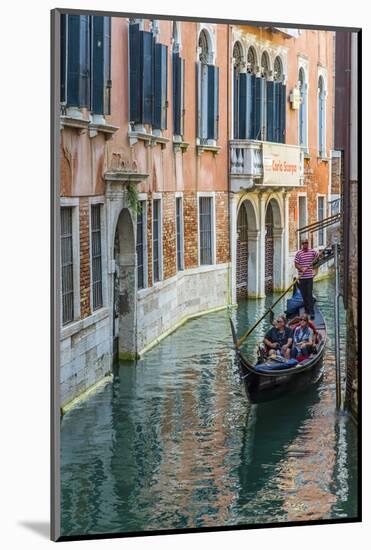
top-left (230, 139), bottom-right (304, 193)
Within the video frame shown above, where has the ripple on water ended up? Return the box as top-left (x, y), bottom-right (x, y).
top-left (60, 278), bottom-right (358, 536)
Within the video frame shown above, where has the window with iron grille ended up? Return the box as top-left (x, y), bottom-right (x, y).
top-left (318, 196), bottom-right (325, 246)
top-left (176, 197), bottom-right (184, 271)
top-left (91, 205), bottom-right (103, 310)
top-left (199, 197), bottom-right (213, 265)
top-left (61, 207), bottom-right (74, 325)
top-left (137, 202), bottom-right (145, 289)
top-left (153, 199), bottom-right (161, 282)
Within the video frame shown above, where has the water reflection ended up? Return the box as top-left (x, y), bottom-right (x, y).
top-left (60, 278), bottom-right (358, 536)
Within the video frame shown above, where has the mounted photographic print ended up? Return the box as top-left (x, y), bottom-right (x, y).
top-left (51, 7), bottom-right (361, 542)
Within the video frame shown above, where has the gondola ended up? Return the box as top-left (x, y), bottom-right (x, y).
top-left (230, 303), bottom-right (327, 404)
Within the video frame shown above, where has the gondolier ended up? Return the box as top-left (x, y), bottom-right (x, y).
top-left (294, 238), bottom-right (319, 319)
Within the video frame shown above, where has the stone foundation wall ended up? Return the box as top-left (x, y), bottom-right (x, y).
top-left (136, 264), bottom-right (230, 353)
top-left (60, 308), bottom-right (112, 410)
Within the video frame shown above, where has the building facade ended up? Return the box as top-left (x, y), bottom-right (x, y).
top-left (59, 15), bottom-right (334, 411)
top-left (229, 26), bottom-right (334, 301)
top-left (334, 31), bottom-right (359, 421)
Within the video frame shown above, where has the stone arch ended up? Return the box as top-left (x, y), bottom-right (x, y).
top-left (112, 207), bottom-right (137, 359)
top-left (236, 199), bottom-right (259, 299)
top-left (265, 197), bottom-right (284, 293)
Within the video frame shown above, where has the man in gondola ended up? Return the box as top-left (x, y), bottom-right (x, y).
top-left (264, 316), bottom-right (293, 360)
top-left (294, 238), bottom-right (319, 319)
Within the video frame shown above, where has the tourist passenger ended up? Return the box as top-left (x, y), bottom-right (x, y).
top-left (264, 317), bottom-right (293, 360)
top-left (291, 314), bottom-right (314, 359)
top-left (294, 238), bottom-right (319, 319)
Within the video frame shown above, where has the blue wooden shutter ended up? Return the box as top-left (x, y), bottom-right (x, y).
top-left (66, 15), bottom-right (89, 108)
top-left (253, 76), bottom-right (263, 140)
top-left (196, 62), bottom-right (202, 139)
top-left (129, 23), bottom-right (142, 123)
top-left (280, 83), bottom-right (286, 143)
top-left (246, 73), bottom-right (255, 139)
top-left (173, 53), bottom-right (184, 136)
top-left (79, 16), bottom-right (90, 108)
top-left (60, 14), bottom-right (67, 103)
top-left (207, 65), bottom-right (219, 140)
top-left (180, 58), bottom-right (185, 136)
top-left (153, 43), bottom-right (168, 130)
top-left (103, 17), bottom-right (111, 115)
top-left (273, 82), bottom-right (280, 142)
top-left (266, 80), bottom-right (274, 142)
top-left (233, 68), bottom-right (239, 139)
top-left (91, 16), bottom-right (105, 114)
top-left (173, 52), bottom-right (180, 134)
top-left (142, 31), bottom-right (154, 124)
top-left (238, 73), bottom-right (247, 139)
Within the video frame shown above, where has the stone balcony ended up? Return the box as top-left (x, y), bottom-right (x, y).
top-left (230, 139), bottom-right (304, 192)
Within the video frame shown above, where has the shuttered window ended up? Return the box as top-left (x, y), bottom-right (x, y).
top-left (137, 203), bottom-right (145, 289)
top-left (196, 62), bottom-right (219, 142)
top-left (90, 16), bottom-right (111, 115)
top-left (91, 205), bottom-right (103, 310)
top-left (176, 197), bottom-right (184, 271)
top-left (129, 23), bottom-right (168, 128)
top-left (318, 197), bottom-right (325, 246)
top-left (60, 15), bottom-right (111, 114)
top-left (61, 208), bottom-right (74, 325)
top-left (199, 197), bottom-right (213, 265)
top-left (172, 52), bottom-right (185, 136)
top-left (153, 43), bottom-right (168, 130)
top-left (153, 199), bottom-right (161, 282)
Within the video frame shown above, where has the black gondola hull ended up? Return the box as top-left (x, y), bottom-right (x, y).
top-left (230, 303), bottom-right (327, 404)
top-left (239, 353), bottom-right (324, 404)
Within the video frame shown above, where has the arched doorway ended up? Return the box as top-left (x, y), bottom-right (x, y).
top-left (265, 198), bottom-right (283, 294)
top-left (236, 200), bottom-right (259, 300)
top-left (113, 208), bottom-right (137, 359)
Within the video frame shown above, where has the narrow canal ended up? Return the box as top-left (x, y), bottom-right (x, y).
top-left (60, 277), bottom-right (358, 536)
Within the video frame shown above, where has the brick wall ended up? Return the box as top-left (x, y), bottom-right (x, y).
top-left (331, 156), bottom-right (341, 195)
top-left (345, 180), bottom-right (358, 420)
top-left (79, 198), bottom-right (91, 318)
top-left (215, 192), bottom-right (230, 264)
top-left (183, 193), bottom-right (199, 269)
top-left (162, 193), bottom-right (177, 280)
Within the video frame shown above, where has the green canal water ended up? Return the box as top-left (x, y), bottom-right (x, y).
top-left (60, 278), bottom-right (358, 536)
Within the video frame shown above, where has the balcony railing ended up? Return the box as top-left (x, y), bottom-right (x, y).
top-left (230, 139), bottom-right (304, 192)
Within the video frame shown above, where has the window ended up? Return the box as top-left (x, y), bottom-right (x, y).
top-left (137, 202), bottom-right (145, 289)
top-left (318, 196), bottom-right (325, 246)
top-left (318, 76), bottom-right (326, 156)
top-left (61, 207), bottom-right (74, 325)
top-left (176, 197), bottom-right (184, 271)
top-left (153, 199), bottom-right (162, 282)
top-left (172, 23), bottom-right (185, 137)
top-left (260, 52), bottom-right (270, 141)
top-left (233, 42), bottom-right (244, 139)
top-left (299, 67), bottom-right (307, 148)
top-left (91, 205), bottom-right (103, 310)
top-left (196, 30), bottom-right (219, 143)
top-left (199, 196), bottom-right (214, 265)
top-left (129, 22), bottom-right (168, 129)
top-left (272, 56), bottom-right (286, 144)
top-left (60, 15), bottom-right (111, 114)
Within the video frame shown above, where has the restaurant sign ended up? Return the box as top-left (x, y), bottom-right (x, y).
top-left (262, 142), bottom-right (301, 186)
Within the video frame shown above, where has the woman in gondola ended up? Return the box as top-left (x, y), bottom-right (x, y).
top-left (291, 314), bottom-right (314, 360)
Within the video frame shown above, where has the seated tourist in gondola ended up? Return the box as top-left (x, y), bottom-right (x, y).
top-left (291, 314), bottom-right (314, 360)
top-left (263, 316), bottom-right (293, 360)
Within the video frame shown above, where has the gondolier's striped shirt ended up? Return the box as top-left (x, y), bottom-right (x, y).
top-left (294, 249), bottom-right (319, 279)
